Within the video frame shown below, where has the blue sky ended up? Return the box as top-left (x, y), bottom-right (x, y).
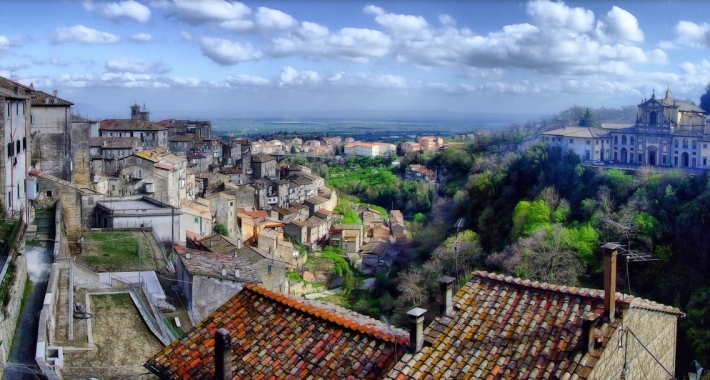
top-left (1, 0), bottom-right (710, 120)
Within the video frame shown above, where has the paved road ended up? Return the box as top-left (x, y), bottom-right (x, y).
top-left (6, 213), bottom-right (54, 380)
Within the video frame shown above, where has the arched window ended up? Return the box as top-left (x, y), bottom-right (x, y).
top-left (683, 138), bottom-right (689, 149)
top-left (621, 135), bottom-right (627, 145)
top-left (630, 136), bottom-right (635, 145)
top-left (692, 139), bottom-right (697, 149)
top-left (650, 110), bottom-right (657, 124)
top-left (614, 136), bottom-right (618, 144)
top-left (675, 138), bottom-right (679, 148)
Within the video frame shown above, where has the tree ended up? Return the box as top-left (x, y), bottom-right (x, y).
top-left (700, 82), bottom-right (710, 113)
top-left (579, 108), bottom-right (597, 127)
top-left (214, 223), bottom-right (228, 236)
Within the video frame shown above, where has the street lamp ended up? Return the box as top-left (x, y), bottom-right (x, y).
top-left (689, 360), bottom-right (704, 380)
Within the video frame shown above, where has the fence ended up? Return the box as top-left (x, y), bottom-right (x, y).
top-left (150, 228), bottom-right (175, 274)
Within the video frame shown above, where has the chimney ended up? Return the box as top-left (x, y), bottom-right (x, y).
top-left (407, 308), bottom-right (427, 353)
top-left (221, 266), bottom-right (227, 276)
top-left (53, 90), bottom-right (58, 98)
top-left (237, 239), bottom-right (242, 249)
top-left (215, 328), bottom-right (232, 380)
top-left (438, 276), bottom-right (455, 317)
top-left (581, 312), bottom-right (599, 353)
top-left (602, 243), bottom-right (620, 322)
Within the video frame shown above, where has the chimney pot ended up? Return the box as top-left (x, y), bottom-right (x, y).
top-left (602, 243), bottom-right (620, 322)
top-left (581, 312), bottom-right (599, 353)
top-left (407, 307), bottom-right (427, 353)
top-left (438, 276), bottom-right (455, 317)
top-left (215, 328), bottom-right (232, 380)
top-left (234, 269), bottom-right (240, 278)
top-left (237, 239), bottom-right (242, 249)
top-left (186, 252), bottom-right (191, 259)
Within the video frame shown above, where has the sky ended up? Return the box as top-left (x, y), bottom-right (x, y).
top-left (1, 0), bottom-right (710, 120)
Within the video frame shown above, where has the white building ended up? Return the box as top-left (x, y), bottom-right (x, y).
top-left (344, 142), bottom-right (380, 157)
top-left (0, 82), bottom-right (31, 219)
top-left (542, 126), bottom-right (611, 162)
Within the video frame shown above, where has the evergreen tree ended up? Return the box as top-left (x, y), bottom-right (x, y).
top-left (700, 82), bottom-right (710, 113)
top-left (579, 108), bottom-right (596, 127)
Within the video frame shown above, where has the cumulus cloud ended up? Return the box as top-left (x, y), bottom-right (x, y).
top-left (326, 72), bottom-right (407, 88)
top-left (279, 66), bottom-right (320, 86)
top-left (91, 0), bottom-right (152, 23)
top-left (254, 7), bottom-right (297, 30)
top-left (270, 22), bottom-right (391, 63)
top-left (438, 14), bottom-right (457, 28)
top-left (595, 6), bottom-right (644, 42)
top-left (105, 58), bottom-right (170, 74)
top-left (52, 25), bottom-right (120, 44)
top-left (197, 37), bottom-right (262, 65)
top-left (171, 0), bottom-right (251, 25)
top-left (129, 33), bottom-right (154, 42)
top-left (672, 21), bottom-right (710, 48)
top-left (226, 74), bottom-right (271, 86)
top-left (359, 1), bottom-right (657, 76)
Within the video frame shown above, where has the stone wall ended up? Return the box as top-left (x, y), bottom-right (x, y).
top-left (35, 174), bottom-right (85, 244)
top-left (0, 221), bottom-right (28, 378)
top-left (31, 132), bottom-right (67, 179)
top-left (191, 275), bottom-right (243, 322)
top-left (70, 121), bottom-right (90, 188)
top-left (589, 308), bottom-right (678, 380)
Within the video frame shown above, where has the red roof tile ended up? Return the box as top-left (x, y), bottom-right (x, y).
top-left (145, 284), bottom-right (409, 379)
top-left (386, 270), bottom-right (683, 379)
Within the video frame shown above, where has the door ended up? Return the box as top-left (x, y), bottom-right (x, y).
top-left (682, 152), bottom-right (690, 167)
top-left (649, 151), bottom-right (656, 166)
top-left (621, 148), bottom-right (627, 163)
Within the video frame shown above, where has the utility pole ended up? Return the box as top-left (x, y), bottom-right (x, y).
top-left (138, 234), bottom-right (142, 286)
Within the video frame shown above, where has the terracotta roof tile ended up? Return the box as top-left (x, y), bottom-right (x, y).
top-left (387, 270), bottom-right (683, 379)
top-left (145, 284), bottom-right (409, 379)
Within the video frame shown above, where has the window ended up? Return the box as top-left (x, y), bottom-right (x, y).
top-left (675, 139), bottom-right (679, 148)
top-left (21, 102), bottom-right (24, 115)
top-left (16, 140), bottom-right (20, 154)
top-left (16, 102), bottom-right (19, 115)
top-left (31, 115), bottom-right (35, 125)
top-left (136, 158), bottom-right (141, 165)
top-left (704, 157), bottom-right (708, 166)
top-left (693, 140), bottom-right (697, 149)
top-left (230, 202), bottom-right (233, 206)
top-left (46, 190), bottom-right (53, 197)
top-left (194, 217), bottom-right (198, 223)
top-left (621, 135), bottom-right (627, 145)
top-left (112, 185), bottom-right (115, 190)
top-left (683, 138), bottom-right (689, 149)
top-left (705, 144), bottom-right (708, 149)
top-left (7, 142), bottom-right (13, 157)
top-left (650, 110), bottom-right (657, 124)
top-left (5, 101), bottom-right (9, 117)
top-left (7, 192), bottom-right (10, 209)
top-left (596, 140), bottom-right (599, 145)
top-left (614, 136), bottom-right (618, 144)
top-left (22, 137), bottom-right (26, 151)
top-left (586, 140), bottom-right (590, 145)
top-left (569, 139), bottom-right (573, 144)
top-left (630, 136), bottom-right (635, 145)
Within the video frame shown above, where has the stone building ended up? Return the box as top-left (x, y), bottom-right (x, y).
top-left (251, 154), bottom-right (277, 180)
top-left (99, 105), bottom-right (168, 150)
top-left (543, 89), bottom-right (708, 168)
top-left (205, 192), bottom-right (237, 238)
top-left (93, 196), bottom-right (178, 242)
top-left (89, 137), bottom-right (142, 176)
top-left (0, 79), bottom-right (31, 219)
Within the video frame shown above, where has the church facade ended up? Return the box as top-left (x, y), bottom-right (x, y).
top-left (543, 89), bottom-right (709, 168)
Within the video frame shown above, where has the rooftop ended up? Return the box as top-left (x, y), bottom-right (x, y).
top-left (252, 154), bottom-right (276, 163)
top-left (177, 248), bottom-right (261, 283)
top-left (387, 270), bottom-right (683, 379)
top-left (90, 137), bottom-right (141, 149)
top-left (100, 119), bottom-right (167, 131)
top-left (31, 90), bottom-right (73, 106)
top-left (145, 284), bottom-right (408, 379)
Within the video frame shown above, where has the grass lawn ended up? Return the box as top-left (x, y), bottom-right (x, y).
top-left (78, 231), bottom-right (156, 272)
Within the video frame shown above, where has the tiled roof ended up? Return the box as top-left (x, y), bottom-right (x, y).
top-left (387, 270), bottom-right (683, 380)
top-left (177, 248), bottom-right (261, 283)
top-left (196, 234), bottom-right (240, 255)
top-left (145, 284), bottom-right (408, 379)
top-left (305, 195), bottom-right (328, 205)
top-left (71, 114), bottom-right (92, 123)
top-left (100, 119), bottom-right (167, 131)
top-left (169, 133), bottom-right (194, 142)
top-left (252, 154), bottom-right (276, 163)
top-left (541, 126), bottom-right (609, 138)
top-left (30, 90), bottom-right (73, 106)
top-left (154, 163), bottom-right (174, 171)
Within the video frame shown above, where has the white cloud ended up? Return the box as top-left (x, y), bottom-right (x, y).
top-left (219, 19), bottom-right (255, 33)
top-left (0, 36), bottom-right (8, 54)
top-left (52, 25), bottom-right (120, 44)
top-left (595, 6), bottom-right (644, 42)
top-left (438, 14), bottom-right (456, 28)
top-left (163, 77), bottom-right (201, 87)
top-left (95, 0), bottom-right (151, 23)
top-left (226, 74), bottom-right (270, 86)
top-left (326, 72), bottom-right (407, 88)
top-left (279, 66), bottom-right (320, 86)
top-left (270, 22), bottom-right (391, 63)
top-left (129, 33), bottom-right (154, 42)
top-left (197, 37), bottom-right (262, 65)
top-left (149, 0), bottom-right (170, 9)
top-left (672, 21), bottom-right (710, 48)
top-left (171, 0), bottom-right (251, 25)
top-left (106, 58), bottom-right (170, 74)
top-left (360, 2), bottom-right (658, 76)
top-left (33, 57), bottom-right (68, 66)
top-left (254, 7), bottom-right (297, 30)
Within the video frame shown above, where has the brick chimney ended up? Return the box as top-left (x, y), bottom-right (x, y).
top-left (438, 276), bottom-right (455, 317)
top-left (215, 328), bottom-right (232, 380)
top-left (602, 243), bottom-right (620, 322)
top-left (407, 308), bottom-right (427, 353)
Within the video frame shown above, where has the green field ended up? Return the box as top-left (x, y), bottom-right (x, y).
top-left (78, 231), bottom-right (156, 272)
